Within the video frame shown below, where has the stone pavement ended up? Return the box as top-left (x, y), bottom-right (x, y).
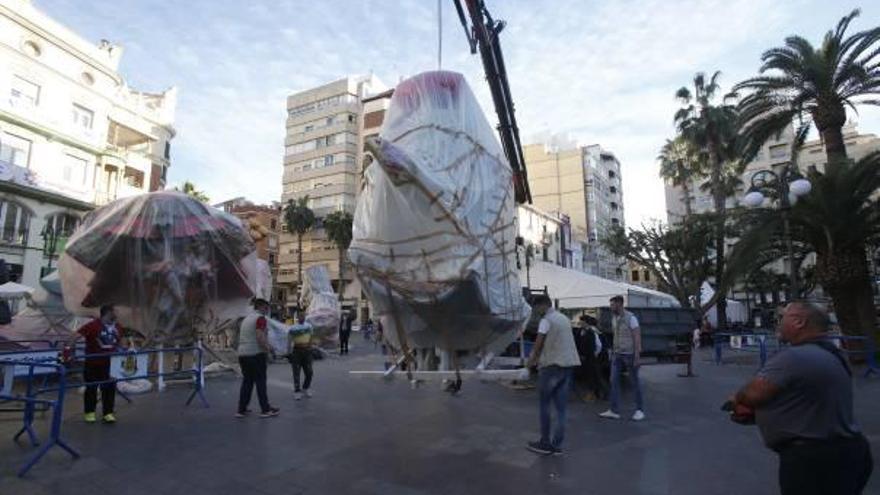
top-left (1, 345), bottom-right (878, 495)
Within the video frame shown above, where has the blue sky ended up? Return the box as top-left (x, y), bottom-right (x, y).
top-left (35, 0), bottom-right (880, 226)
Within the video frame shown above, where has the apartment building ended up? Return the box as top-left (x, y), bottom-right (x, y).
top-left (278, 75), bottom-right (386, 309)
top-left (523, 141), bottom-right (625, 280)
top-left (664, 123), bottom-right (880, 222)
top-left (516, 203), bottom-right (577, 271)
top-left (0, 0), bottom-right (176, 287)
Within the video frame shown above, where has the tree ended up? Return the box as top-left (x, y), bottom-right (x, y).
top-left (603, 214), bottom-right (738, 312)
top-left (323, 210), bottom-right (354, 302)
top-left (283, 197), bottom-right (316, 302)
top-left (734, 9), bottom-right (880, 168)
top-left (675, 71), bottom-right (742, 331)
top-left (658, 136), bottom-right (704, 218)
top-left (175, 181), bottom-right (210, 203)
top-left (733, 152), bottom-right (880, 338)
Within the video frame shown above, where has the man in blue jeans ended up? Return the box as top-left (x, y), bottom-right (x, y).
top-left (600, 295), bottom-right (645, 421)
top-left (526, 294), bottom-right (581, 455)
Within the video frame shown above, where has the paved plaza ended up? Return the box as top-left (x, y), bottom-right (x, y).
top-left (1, 345), bottom-right (878, 495)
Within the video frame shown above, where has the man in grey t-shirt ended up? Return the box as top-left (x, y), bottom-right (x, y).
top-left (730, 302), bottom-right (872, 495)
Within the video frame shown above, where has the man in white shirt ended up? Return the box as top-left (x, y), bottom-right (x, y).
top-left (599, 295), bottom-right (645, 421)
top-left (525, 294), bottom-right (581, 455)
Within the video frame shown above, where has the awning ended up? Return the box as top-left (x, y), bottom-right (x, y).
top-left (522, 261), bottom-right (680, 309)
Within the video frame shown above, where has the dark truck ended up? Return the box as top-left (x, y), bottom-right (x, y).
top-left (594, 306), bottom-right (699, 360)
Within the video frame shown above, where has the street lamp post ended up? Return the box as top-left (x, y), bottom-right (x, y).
top-left (40, 224), bottom-right (59, 273)
top-left (742, 165), bottom-right (812, 301)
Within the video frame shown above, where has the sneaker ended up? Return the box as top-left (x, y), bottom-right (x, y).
top-left (526, 441), bottom-right (554, 455)
top-left (303, 390), bottom-right (313, 398)
top-left (599, 410), bottom-right (621, 420)
top-left (102, 413), bottom-right (117, 424)
top-left (632, 410), bottom-right (646, 421)
top-left (551, 447), bottom-right (564, 456)
top-left (293, 392), bottom-right (303, 400)
top-left (84, 412), bottom-right (97, 423)
top-left (259, 407), bottom-right (280, 418)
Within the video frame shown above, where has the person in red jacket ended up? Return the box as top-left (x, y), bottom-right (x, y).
top-left (74, 305), bottom-right (122, 423)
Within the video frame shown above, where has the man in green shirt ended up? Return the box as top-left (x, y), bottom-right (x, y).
top-left (288, 313), bottom-right (314, 400)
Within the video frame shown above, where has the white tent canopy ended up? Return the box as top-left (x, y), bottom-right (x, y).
top-left (699, 281), bottom-right (748, 327)
top-left (522, 262), bottom-right (680, 309)
top-left (0, 281), bottom-right (34, 298)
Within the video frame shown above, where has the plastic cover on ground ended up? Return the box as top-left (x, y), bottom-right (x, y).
top-left (302, 265), bottom-right (340, 343)
top-left (349, 70), bottom-right (530, 354)
top-left (58, 191), bottom-right (258, 344)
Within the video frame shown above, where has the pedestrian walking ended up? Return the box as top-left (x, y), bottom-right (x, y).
top-left (599, 295), bottom-right (645, 421)
top-left (235, 298), bottom-right (280, 418)
top-left (339, 311), bottom-right (353, 355)
top-left (288, 313), bottom-right (315, 400)
top-left (525, 294), bottom-right (581, 455)
top-left (728, 302), bottom-right (872, 495)
top-left (73, 305), bottom-right (122, 423)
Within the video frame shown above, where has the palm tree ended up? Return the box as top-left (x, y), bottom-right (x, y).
top-left (674, 71), bottom-right (741, 331)
top-left (283, 197), bottom-right (316, 302)
top-left (322, 210), bottom-right (354, 301)
top-left (732, 152), bottom-right (880, 337)
top-left (175, 181), bottom-right (210, 203)
top-left (658, 136), bottom-right (704, 218)
top-left (735, 9), bottom-right (880, 168)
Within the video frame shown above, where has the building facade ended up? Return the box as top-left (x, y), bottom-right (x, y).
top-left (664, 124), bottom-right (880, 222)
top-left (523, 141), bottom-right (625, 280)
top-left (0, 0), bottom-right (176, 288)
top-left (278, 75), bottom-right (386, 310)
top-left (516, 203), bottom-right (575, 270)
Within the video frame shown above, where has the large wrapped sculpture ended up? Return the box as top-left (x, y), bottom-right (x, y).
top-left (302, 265), bottom-right (340, 344)
top-left (0, 272), bottom-right (87, 348)
top-left (58, 191), bottom-right (258, 343)
top-left (349, 71), bottom-right (530, 356)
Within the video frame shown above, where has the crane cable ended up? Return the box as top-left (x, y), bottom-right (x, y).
top-left (437, 0), bottom-right (443, 70)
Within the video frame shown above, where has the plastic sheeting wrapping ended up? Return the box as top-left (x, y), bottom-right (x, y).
top-left (302, 265), bottom-right (340, 343)
top-left (350, 71), bottom-right (530, 353)
top-left (58, 191), bottom-right (258, 343)
top-left (0, 271), bottom-right (87, 347)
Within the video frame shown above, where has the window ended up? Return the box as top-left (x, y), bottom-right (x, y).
top-left (608, 170), bottom-right (616, 179)
top-left (304, 125), bottom-right (314, 132)
top-left (62, 155), bottom-right (88, 185)
top-left (611, 218), bottom-right (620, 225)
top-left (609, 186), bottom-right (617, 194)
top-left (542, 246), bottom-right (549, 262)
top-left (72, 104), bottom-right (94, 130)
top-left (46, 212), bottom-right (80, 237)
top-left (10, 76), bottom-right (40, 107)
top-left (268, 253), bottom-right (276, 266)
top-left (348, 114), bottom-right (356, 123)
top-left (631, 270), bottom-right (640, 282)
top-left (123, 167), bottom-right (144, 188)
top-left (0, 200), bottom-right (31, 245)
top-left (769, 144), bottom-right (787, 160)
top-left (270, 219), bottom-right (277, 230)
top-left (324, 155), bottom-right (335, 167)
top-left (610, 202), bottom-right (619, 211)
top-left (164, 142), bottom-right (171, 159)
top-left (0, 133), bottom-right (32, 167)
top-left (644, 271), bottom-right (651, 282)
top-left (326, 117), bottom-right (334, 126)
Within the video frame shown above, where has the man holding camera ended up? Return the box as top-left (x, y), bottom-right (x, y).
top-left (729, 302), bottom-right (872, 495)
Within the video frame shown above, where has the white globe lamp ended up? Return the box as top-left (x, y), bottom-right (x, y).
top-left (743, 190), bottom-right (765, 208)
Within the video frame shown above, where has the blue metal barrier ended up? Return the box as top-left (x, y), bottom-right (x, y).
top-left (0, 345), bottom-right (208, 476)
top-left (821, 335), bottom-right (879, 378)
top-left (0, 359), bottom-right (79, 477)
top-left (714, 333), bottom-right (775, 368)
